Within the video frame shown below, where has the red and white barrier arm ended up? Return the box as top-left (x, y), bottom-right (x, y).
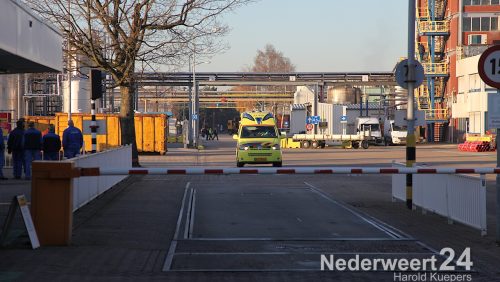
top-left (78, 167), bottom-right (500, 176)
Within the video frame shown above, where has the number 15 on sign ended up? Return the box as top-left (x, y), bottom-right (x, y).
top-left (478, 45), bottom-right (500, 89)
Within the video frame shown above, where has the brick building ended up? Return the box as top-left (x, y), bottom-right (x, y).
top-left (416, 0), bottom-right (500, 142)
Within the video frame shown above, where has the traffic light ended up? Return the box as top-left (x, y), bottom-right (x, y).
top-left (90, 69), bottom-right (103, 100)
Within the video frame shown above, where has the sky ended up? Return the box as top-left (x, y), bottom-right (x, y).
top-left (195, 0), bottom-right (409, 72)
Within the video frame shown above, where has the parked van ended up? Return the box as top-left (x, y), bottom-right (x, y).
top-left (384, 119), bottom-right (407, 145)
top-left (233, 111), bottom-right (283, 167)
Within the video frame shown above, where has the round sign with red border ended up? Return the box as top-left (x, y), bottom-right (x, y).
top-left (478, 45), bottom-right (500, 89)
top-left (306, 123), bottom-right (313, 131)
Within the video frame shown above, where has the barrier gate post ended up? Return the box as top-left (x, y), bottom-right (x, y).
top-left (31, 161), bottom-right (76, 246)
top-left (406, 0), bottom-right (417, 210)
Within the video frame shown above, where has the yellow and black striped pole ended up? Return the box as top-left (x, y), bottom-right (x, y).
top-left (406, 0), bottom-right (417, 209)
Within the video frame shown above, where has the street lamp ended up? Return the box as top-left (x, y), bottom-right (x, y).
top-left (191, 54), bottom-right (210, 148)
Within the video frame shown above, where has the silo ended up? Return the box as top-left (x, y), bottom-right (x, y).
top-left (63, 78), bottom-right (91, 113)
top-left (326, 86), bottom-right (362, 104)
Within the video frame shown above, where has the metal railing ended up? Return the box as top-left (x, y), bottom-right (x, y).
top-left (422, 63), bottom-right (449, 76)
top-left (72, 146), bottom-right (132, 211)
top-left (418, 21), bottom-right (450, 34)
top-left (392, 163), bottom-right (486, 235)
top-left (424, 109), bottom-right (448, 121)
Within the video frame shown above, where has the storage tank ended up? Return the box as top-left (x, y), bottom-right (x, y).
top-left (63, 78), bottom-right (93, 113)
top-left (0, 75), bottom-right (23, 120)
top-left (326, 86), bottom-right (362, 104)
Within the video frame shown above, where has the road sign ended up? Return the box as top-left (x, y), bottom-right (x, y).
top-left (284, 121), bottom-right (289, 128)
top-left (478, 45), bottom-right (500, 89)
top-left (307, 115), bottom-right (320, 125)
top-left (395, 59), bottom-right (425, 89)
top-left (480, 46), bottom-right (500, 244)
top-left (192, 114), bottom-right (198, 120)
top-left (83, 120), bottom-right (107, 135)
top-left (488, 93), bottom-right (500, 128)
top-left (340, 115), bottom-right (347, 123)
top-left (306, 123), bottom-right (313, 131)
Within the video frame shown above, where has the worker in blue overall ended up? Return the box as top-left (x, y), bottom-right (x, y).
top-left (7, 119), bottom-right (26, 179)
top-left (42, 125), bottom-right (61, 160)
top-left (23, 121), bottom-right (42, 180)
top-left (62, 120), bottom-right (83, 159)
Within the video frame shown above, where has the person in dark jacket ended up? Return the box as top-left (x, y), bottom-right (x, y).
top-left (7, 119), bottom-right (25, 179)
top-left (24, 121), bottom-right (42, 180)
top-left (42, 125), bottom-right (61, 160)
top-left (62, 120), bottom-right (83, 159)
top-left (0, 127), bottom-right (7, 180)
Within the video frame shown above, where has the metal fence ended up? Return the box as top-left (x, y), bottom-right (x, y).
top-left (72, 146), bottom-right (131, 212)
top-left (391, 162), bottom-right (487, 235)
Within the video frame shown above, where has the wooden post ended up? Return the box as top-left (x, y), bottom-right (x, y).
top-left (31, 161), bottom-right (78, 246)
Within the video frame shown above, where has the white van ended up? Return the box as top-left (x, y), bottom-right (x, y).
top-left (383, 119), bottom-right (407, 145)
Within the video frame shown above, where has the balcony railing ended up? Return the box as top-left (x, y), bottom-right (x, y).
top-left (418, 21), bottom-right (450, 34)
top-left (425, 109), bottom-right (449, 121)
top-left (422, 63), bottom-right (449, 76)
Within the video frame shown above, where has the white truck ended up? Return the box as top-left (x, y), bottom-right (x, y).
top-left (290, 117), bottom-right (381, 149)
top-left (383, 119), bottom-right (407, 145)
top-left (356, 117), bottom-right (383, 145)
top-left (292, 133), bottom-right (373, 149)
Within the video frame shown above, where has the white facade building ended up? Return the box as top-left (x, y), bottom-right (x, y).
top-left (452, 55), bottom-right (498, 136)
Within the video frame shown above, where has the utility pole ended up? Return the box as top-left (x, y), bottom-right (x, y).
top-left (67, 0), bottom-right (72, 121)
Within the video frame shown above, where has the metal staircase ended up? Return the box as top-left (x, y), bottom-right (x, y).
top-left (416, 0), bottom-right (450, 141)
top-left (416, 0), bottom-right (450, 142)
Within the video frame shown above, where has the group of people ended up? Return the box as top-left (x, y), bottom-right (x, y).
top-left (201, 127), bottom-right (219, 141)
top-left (0, 119), bottom-right (83, 180)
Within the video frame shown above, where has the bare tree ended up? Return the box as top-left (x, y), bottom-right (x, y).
top-left (251, 44), bottom-right (295, 73)
top-left (24, 0), bottom-right (252, 166)
top-left (235, 44), bottom-right (295, 111)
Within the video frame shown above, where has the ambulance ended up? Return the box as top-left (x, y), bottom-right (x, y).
top-left (233, 111), bottom-right (283, 167)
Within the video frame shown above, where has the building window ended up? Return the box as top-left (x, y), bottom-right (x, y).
top-left (481, 17), bottom-right (490, 31)
top-left (463, 18), bottom-right (471, 31)
top-left (472, 17), bottom-right (481, 31)
top-left (463, 16), bottom-right (499, 31)
top-left (465, 0), bottom-right (500, 4)
top-left (469, 73), bottom-right (482, 92)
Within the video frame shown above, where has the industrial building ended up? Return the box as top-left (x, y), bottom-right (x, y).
top-left (416, 0), bottom-right (500, 142)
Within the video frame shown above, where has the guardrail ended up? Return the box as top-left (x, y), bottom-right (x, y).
top-left (72, 146), bottom-right (131, 211)
top-left (392, 163), bottom-right (486, 235)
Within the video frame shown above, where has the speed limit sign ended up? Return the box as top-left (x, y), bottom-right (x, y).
top-left (478, 45), bottom-right (500, 89)
top-left (306, 123), bottom-right (313, 131)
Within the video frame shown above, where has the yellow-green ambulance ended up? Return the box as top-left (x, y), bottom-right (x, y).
top-left (233, 111), bottom-right (283, 167)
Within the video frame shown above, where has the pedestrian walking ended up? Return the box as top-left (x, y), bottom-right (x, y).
top-left (62, 120), bottom-right (83, 159)
top-left (42, 125), bottom-right (61, 160)
top-left (0, 127), bottom-right (7, 180)
top-left (7, 119), bottom-right (25, 179)
top-left (213, 128), bottom-right (219, 140)
top-left (24, 121), bottom-right (42, 180)
top-left (208, 128), bottom-right (213, 140)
